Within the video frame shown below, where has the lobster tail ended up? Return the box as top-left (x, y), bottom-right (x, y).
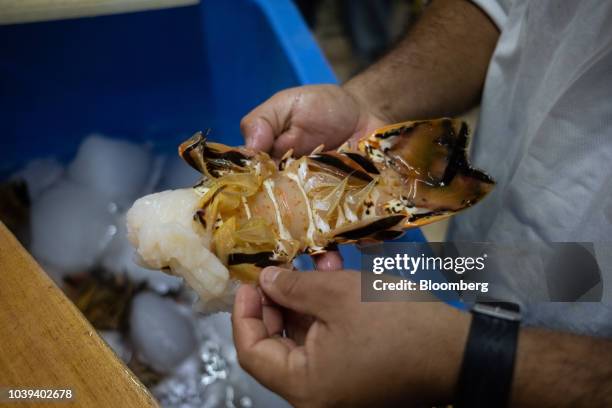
top-left (356, 118), bottom-right (495, 228)
top-left (130, 118), bottom-right (496, 287)
top-left (125, 117), bottom-right (497, 312)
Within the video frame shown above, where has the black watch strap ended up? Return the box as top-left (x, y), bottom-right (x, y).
top-left (455, 302), bottom-right (521, 408)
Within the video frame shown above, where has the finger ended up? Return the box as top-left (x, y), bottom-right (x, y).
top-left (232, 284), bottom-right (306, 393)
top-left (232, 284), bottom-right (266, 344)
top-left (263, 304), bottom-right (284, 337)
top-left (240, 117), bottom-right (275, 152)
top-left (284, 309), bottom-right (315, 345)
top-left (259, 266), bottom-right (340, 319)
top-left (271, 126), bottom-right (309, 158)
top-left (313, 250), bottom-right (343, 272)
top-left (276, 335), bottom-right (298, 349)
top-left (255, 286), bottom-right (285, 337)
top-left (240, 91), bottom-right (293, 152)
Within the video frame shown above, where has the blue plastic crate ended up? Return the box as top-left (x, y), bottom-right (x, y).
top-left (0, 0), bottom-right (425, 269)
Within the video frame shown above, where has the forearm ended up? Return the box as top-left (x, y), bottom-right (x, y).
top-left (509, 327), bottom-right (612, 407)
top-left (344, 0), bottom-right (499, 122)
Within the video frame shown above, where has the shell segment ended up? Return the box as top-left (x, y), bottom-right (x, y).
top-left (180, 118), bottom-right (494, 281)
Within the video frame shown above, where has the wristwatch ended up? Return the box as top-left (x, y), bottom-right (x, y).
top-left (455, 302), bottom-right (521, 408)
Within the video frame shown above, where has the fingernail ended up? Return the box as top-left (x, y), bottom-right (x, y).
top-left (256, 285), bottom-right (270, 305)
top-left (245, 132), bottom-right (256, 149)
top-left (261, 266), bottom-right (281, 286)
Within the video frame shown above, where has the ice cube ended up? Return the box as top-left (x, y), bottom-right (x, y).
top-left (101, 213), bottom-right (182, 294)
top-left (68, 134), bottom-right (152, 206)
top-left (156, 155), bottom-right (201, 191)
top-left (31, 180), bottom-right (116, 274)
top-left (130, 292), bottom-right (197, 373)
top-left (11, 158), bottom-right (64, 200)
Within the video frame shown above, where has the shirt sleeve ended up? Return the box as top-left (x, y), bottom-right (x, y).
top-left (471, 0), bottom-right (513, 29)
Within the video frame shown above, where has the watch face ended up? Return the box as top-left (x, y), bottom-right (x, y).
top-left (473, 302), bottom-right (521, 321)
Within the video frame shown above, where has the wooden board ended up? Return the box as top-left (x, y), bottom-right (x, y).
top-left (0, 222), bottom-right (159, 407)
top-left (0, 0), bottom-right (199, 25)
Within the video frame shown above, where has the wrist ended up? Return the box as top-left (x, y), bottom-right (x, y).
top-left (341, 79), bottom-right (368, 111)
top-left (343, 73), bottom-right (423, 126)
top-left (341, 81), bottom-right (390, 138)
top-left (417, 304), bottom-right (471, 405)
top-left (440, 307), bottom-right (472, 402)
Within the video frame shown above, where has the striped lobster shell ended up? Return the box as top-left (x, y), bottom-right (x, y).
top-left (178, 118), bottom-right (494, 282)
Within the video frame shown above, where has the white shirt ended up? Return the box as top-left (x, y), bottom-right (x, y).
top-left (448, 0), bottom-right (612, 336)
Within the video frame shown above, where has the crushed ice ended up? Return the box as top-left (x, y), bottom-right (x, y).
top-left (153, 313), bottom-right (289, 408)
top-left (11, 133), bottom-right (289, 407)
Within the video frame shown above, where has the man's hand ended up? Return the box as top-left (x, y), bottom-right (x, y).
top-left (232, 267), bottom-right (469, 407)
top-left (240, 84), bottom-right (387, 158)
top-left (241, 85), bottom-right (384, 270)
top-left (233, 268), bottom-right (612, 407)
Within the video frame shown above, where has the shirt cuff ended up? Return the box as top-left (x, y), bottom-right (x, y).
top-left (471, 0), bottom-right (511, 29)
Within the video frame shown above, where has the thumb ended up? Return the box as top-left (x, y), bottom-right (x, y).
top-left (259, 267), bottom-right (339, 319)
top-left (240, 116), bottom-right (275, 153)
top-left (240, 90), bottom-right (294, 153)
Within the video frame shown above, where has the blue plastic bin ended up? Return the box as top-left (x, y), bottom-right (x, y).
top-left (0, 0), bottom-right (425, 269)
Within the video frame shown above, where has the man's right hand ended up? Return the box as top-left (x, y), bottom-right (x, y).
top-left (240, 84), bottom-right (386, 271)
top-left (240, 84), bottom-right (387, 158)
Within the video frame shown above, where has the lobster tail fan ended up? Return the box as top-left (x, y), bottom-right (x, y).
top-left (358, 118), bottom-right (495, 227)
